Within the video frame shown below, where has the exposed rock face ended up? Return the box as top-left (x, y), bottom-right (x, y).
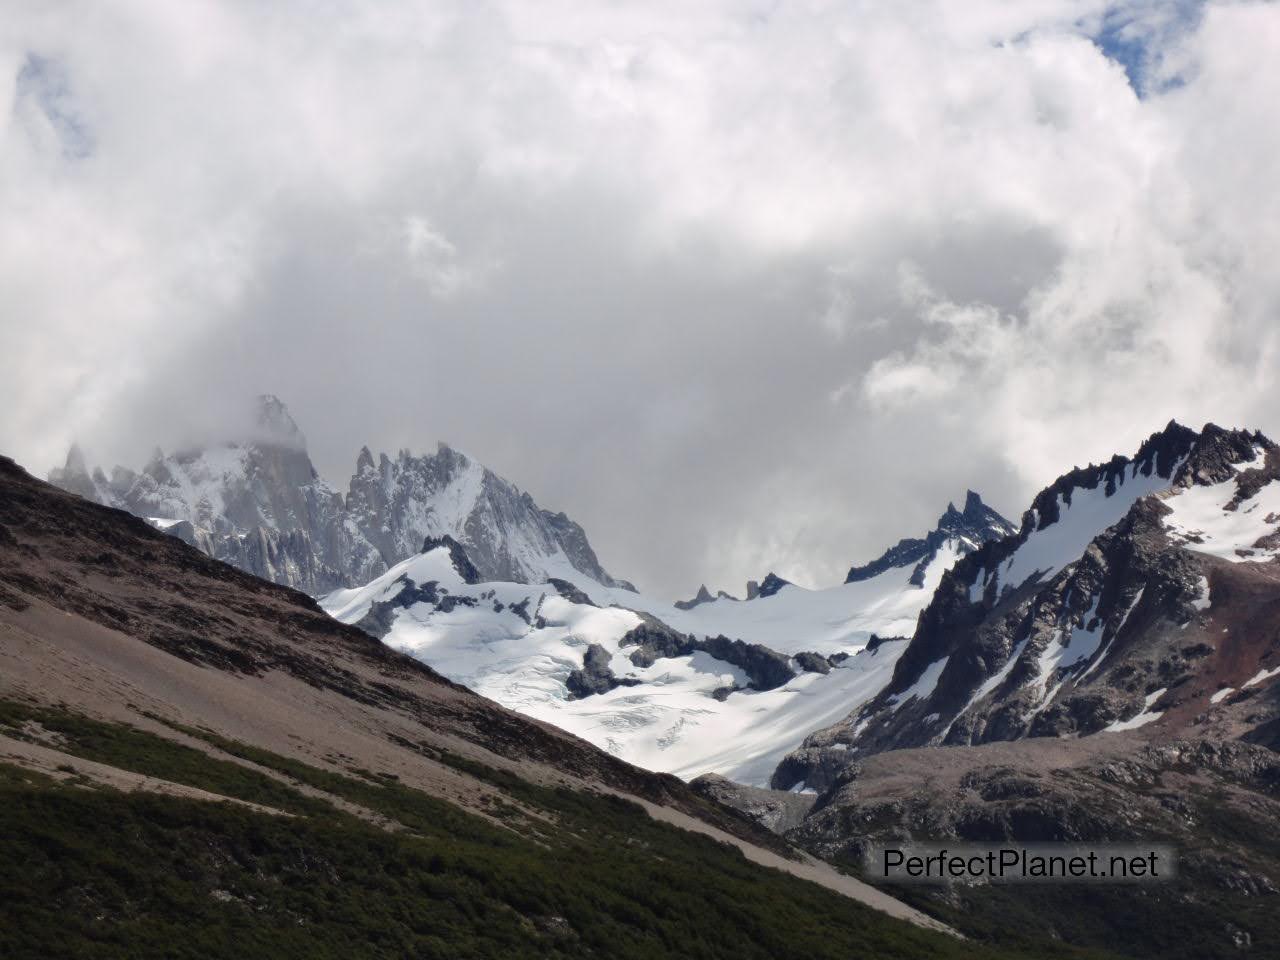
top-left (545, 577), bottom-right (595, 607)
top-left (675, 585), bottom-right (741, 608)
top-left (688, 773), bottom-right (816, 833)
top-left (793, 651), bottom-right (834, 675)
top-left (617, 619), bottom-right (797, 694)
top-left (754, 573), bottom-right (791, 598)
top-left (845, 490), bottom-right (1016, 586)
top-left (50, 399), bottom-right (369, 595)
top-left (774, 421), bottom-right (1280, 793)
top-left (344, 442), bottom-right (633, 590)
top-left (421, 535), bottom-right (482, 585)
top-left (48, 396), bottom-right (630, 596)
top-left (778, 735), bottom-right (1280, 957)
top-left (675, 585), bottom-right (715, 610)
top-left (565, 643), bottom-right (642, 699)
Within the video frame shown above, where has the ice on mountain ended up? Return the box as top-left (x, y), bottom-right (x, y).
top-left (1163, 471), bottom-right (1280, 563)
top-left (995, 462), bottom-right (1176, 597)
top-left (887, 655), bottom-right (949, 712)
top-left (1103, 688), bottom-right (1166, 732)
top-left (1244, 666), bottom-right (1280, 688)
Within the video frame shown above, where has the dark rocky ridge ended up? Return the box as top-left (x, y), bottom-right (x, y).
top-left (774, 421), bottom-right (1280, 795)
top-left (675, 585), bottom-right (742, 609)
top-left (846, 490), bottom-right (1016, 586)
top-left (613, 618), bottom-right (833, 696)
top-left (420, 535), bottom-right (482, 585)
top-left (754, 572), bottom-right (790, 599)
top-left (565, 643), bottom-right (644, 699)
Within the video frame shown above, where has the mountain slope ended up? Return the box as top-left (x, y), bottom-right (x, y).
top-left (0, 454), bottom-right (998, 957)
top-left (680, 424), bottom-right (1280, 958)
top-left (344, 440), bottom-right (631, 589)
top-left (324, 494), bottom-right (1014, 785)
top-left (48, 395), bottom-right (630, 594)
top-left (774, 421), bottom-right (1280, 790)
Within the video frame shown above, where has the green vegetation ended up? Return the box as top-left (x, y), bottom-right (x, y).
top-left (0, 699), bottom-right (1060, 959)
top-left (0, 699), bottom-right (331, 815)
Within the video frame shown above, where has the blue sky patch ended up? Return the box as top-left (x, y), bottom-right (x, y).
top-left (16, 53), bottom-right (93, 160)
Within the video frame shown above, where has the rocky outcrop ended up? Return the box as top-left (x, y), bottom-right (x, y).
top-left (791, 651), bottom-right (835, 675)
top-left (688, 773), bottom-right (816, 833)
top-left (565, 643), bottom-right (642, 699)
top-left (675, 585), bottom-right (715, 610)
top-left (754, 573), bottom-right (790, 599)
top-left (421, 535), bottom-right (482, 585)
top-left (615, 618), bottom-right (796, 694)
top-left (777, 733), bottom-right (1280, 955)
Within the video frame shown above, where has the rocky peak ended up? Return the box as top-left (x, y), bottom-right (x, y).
top-left (251, 394), bottom-right (305, 449)
top-left (1172, 422), bottom-right (1272, 488)
top-left (775, 420), bottom-right (1280, 792)
top-left (48, 396), bottom-right (630, 597)
top-left (421, 535), bottom-right (481, 585)
top-left (344, 441), bottom-right (629, 588)
top-left (675, 585), bottom-right (716, 610)
top-left (675, 586), bottom-right (716, 609)
top-left (755, 573), bottom-right (790, 598)
top-left (47, 443), bottom-right (102, 502)
top-left (845, 491), bottom-right (1015, 586)
top-left (937, 489), bottom-right (1016, 541)
top-left (64, 442), bottom-right (89, 476)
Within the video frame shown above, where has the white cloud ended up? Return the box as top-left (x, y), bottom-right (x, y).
top-left (1, 0), bottom-right (1278, 596)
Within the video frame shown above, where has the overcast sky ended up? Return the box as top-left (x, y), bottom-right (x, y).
top-left (3, 1), bottom-right (1279, 597)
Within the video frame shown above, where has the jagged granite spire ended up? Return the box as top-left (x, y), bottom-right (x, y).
top-left (845, 491), bottom-right (1015, 586)
top-left (47, 443), bottom-right (103, 503)
top-left (47, 396), bottom-right (631, 595)
top-left (675, 584), bottom-right (716, 610)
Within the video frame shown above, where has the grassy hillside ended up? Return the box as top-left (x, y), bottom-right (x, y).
top-left (0, 700), bottom-right (1101, 960)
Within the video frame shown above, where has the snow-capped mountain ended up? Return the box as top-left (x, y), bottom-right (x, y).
top-left (845, 490), bottom-right (1017, 586)
top-left (324, 494), bottom-right (1014, 785)
top-left (48, 396), bottom-right (630, 595)
top-left (344, 442), bottom-right (631, 590)
top-left (775, 421), bottom-right (1280, 791)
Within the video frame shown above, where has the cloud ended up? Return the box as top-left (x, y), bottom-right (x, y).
top-left (2, 0), bottom-right (1278, 597)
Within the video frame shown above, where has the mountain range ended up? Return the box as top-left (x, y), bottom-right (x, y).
top-left (49, 395), bottom-right (631, 595)
top-left (774, 421), bottom-right (1280, 790)
top-left (48, 397), bottom-right (1016, 785)
top-left (0, 453), bottom-right (969, 958)
top-left (32, 403), bottom-right (1280, 956)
